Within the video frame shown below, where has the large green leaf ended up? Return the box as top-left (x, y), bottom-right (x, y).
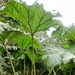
top-left (13, 34), bottom-right (31, 50)
top-left (26, 49), bottom-right (42, 63)
top-left (0, 1), bottom-right (61, 35)
top-left (0, 28), bottom-right (22, 45)
top-left (13, 34), bottom-right (41, 50)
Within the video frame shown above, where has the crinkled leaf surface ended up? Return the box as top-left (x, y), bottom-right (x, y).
top-left (0, 1), bottom-right (61, 35)
top-left (42, 44), bottom-right (75, 67)
top-left (13, 34), bottom-right (31, 50)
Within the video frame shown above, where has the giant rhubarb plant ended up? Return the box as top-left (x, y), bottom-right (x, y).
top-left (0, 0), bottom-right (62, 75)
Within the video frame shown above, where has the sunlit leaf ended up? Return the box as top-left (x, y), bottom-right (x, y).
top-left (13, 34), bottom-right (31, 50)
top-left (0, 1), bottom-right (61, 35)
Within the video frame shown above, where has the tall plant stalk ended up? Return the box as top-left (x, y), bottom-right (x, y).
top-left (24, 58), bottom-right (26, 75)
top-left (32, 35), bottom-right (36, 75)
top-left (5, 46), bottom-right (16, 75)
top-left (69, 69), bottom-right (71, 75)
top-left (52, 68), bottom-right (56, 75)
top-left (48, 71), bottom-right (52, 75)
top-left (31, 63), bottom-right (33, 75)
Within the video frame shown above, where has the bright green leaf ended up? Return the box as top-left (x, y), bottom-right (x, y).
top-left (0, 1), bottom-right (62, 35)
top-left (13, 34), bottom-right (31, 50)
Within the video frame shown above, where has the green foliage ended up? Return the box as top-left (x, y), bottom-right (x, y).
top-left (13, 34), bottom-right (31, 50)
top-left (52, 25), bottom-right (75, 48)
top-left (0, 0), bottom-right (61, 35)
top-left (66, 45), bottom-right (75, 54)
top-left (52, 25), bottom-right (66, 38)
top-left (1, 0), bottom-right (74, 75)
